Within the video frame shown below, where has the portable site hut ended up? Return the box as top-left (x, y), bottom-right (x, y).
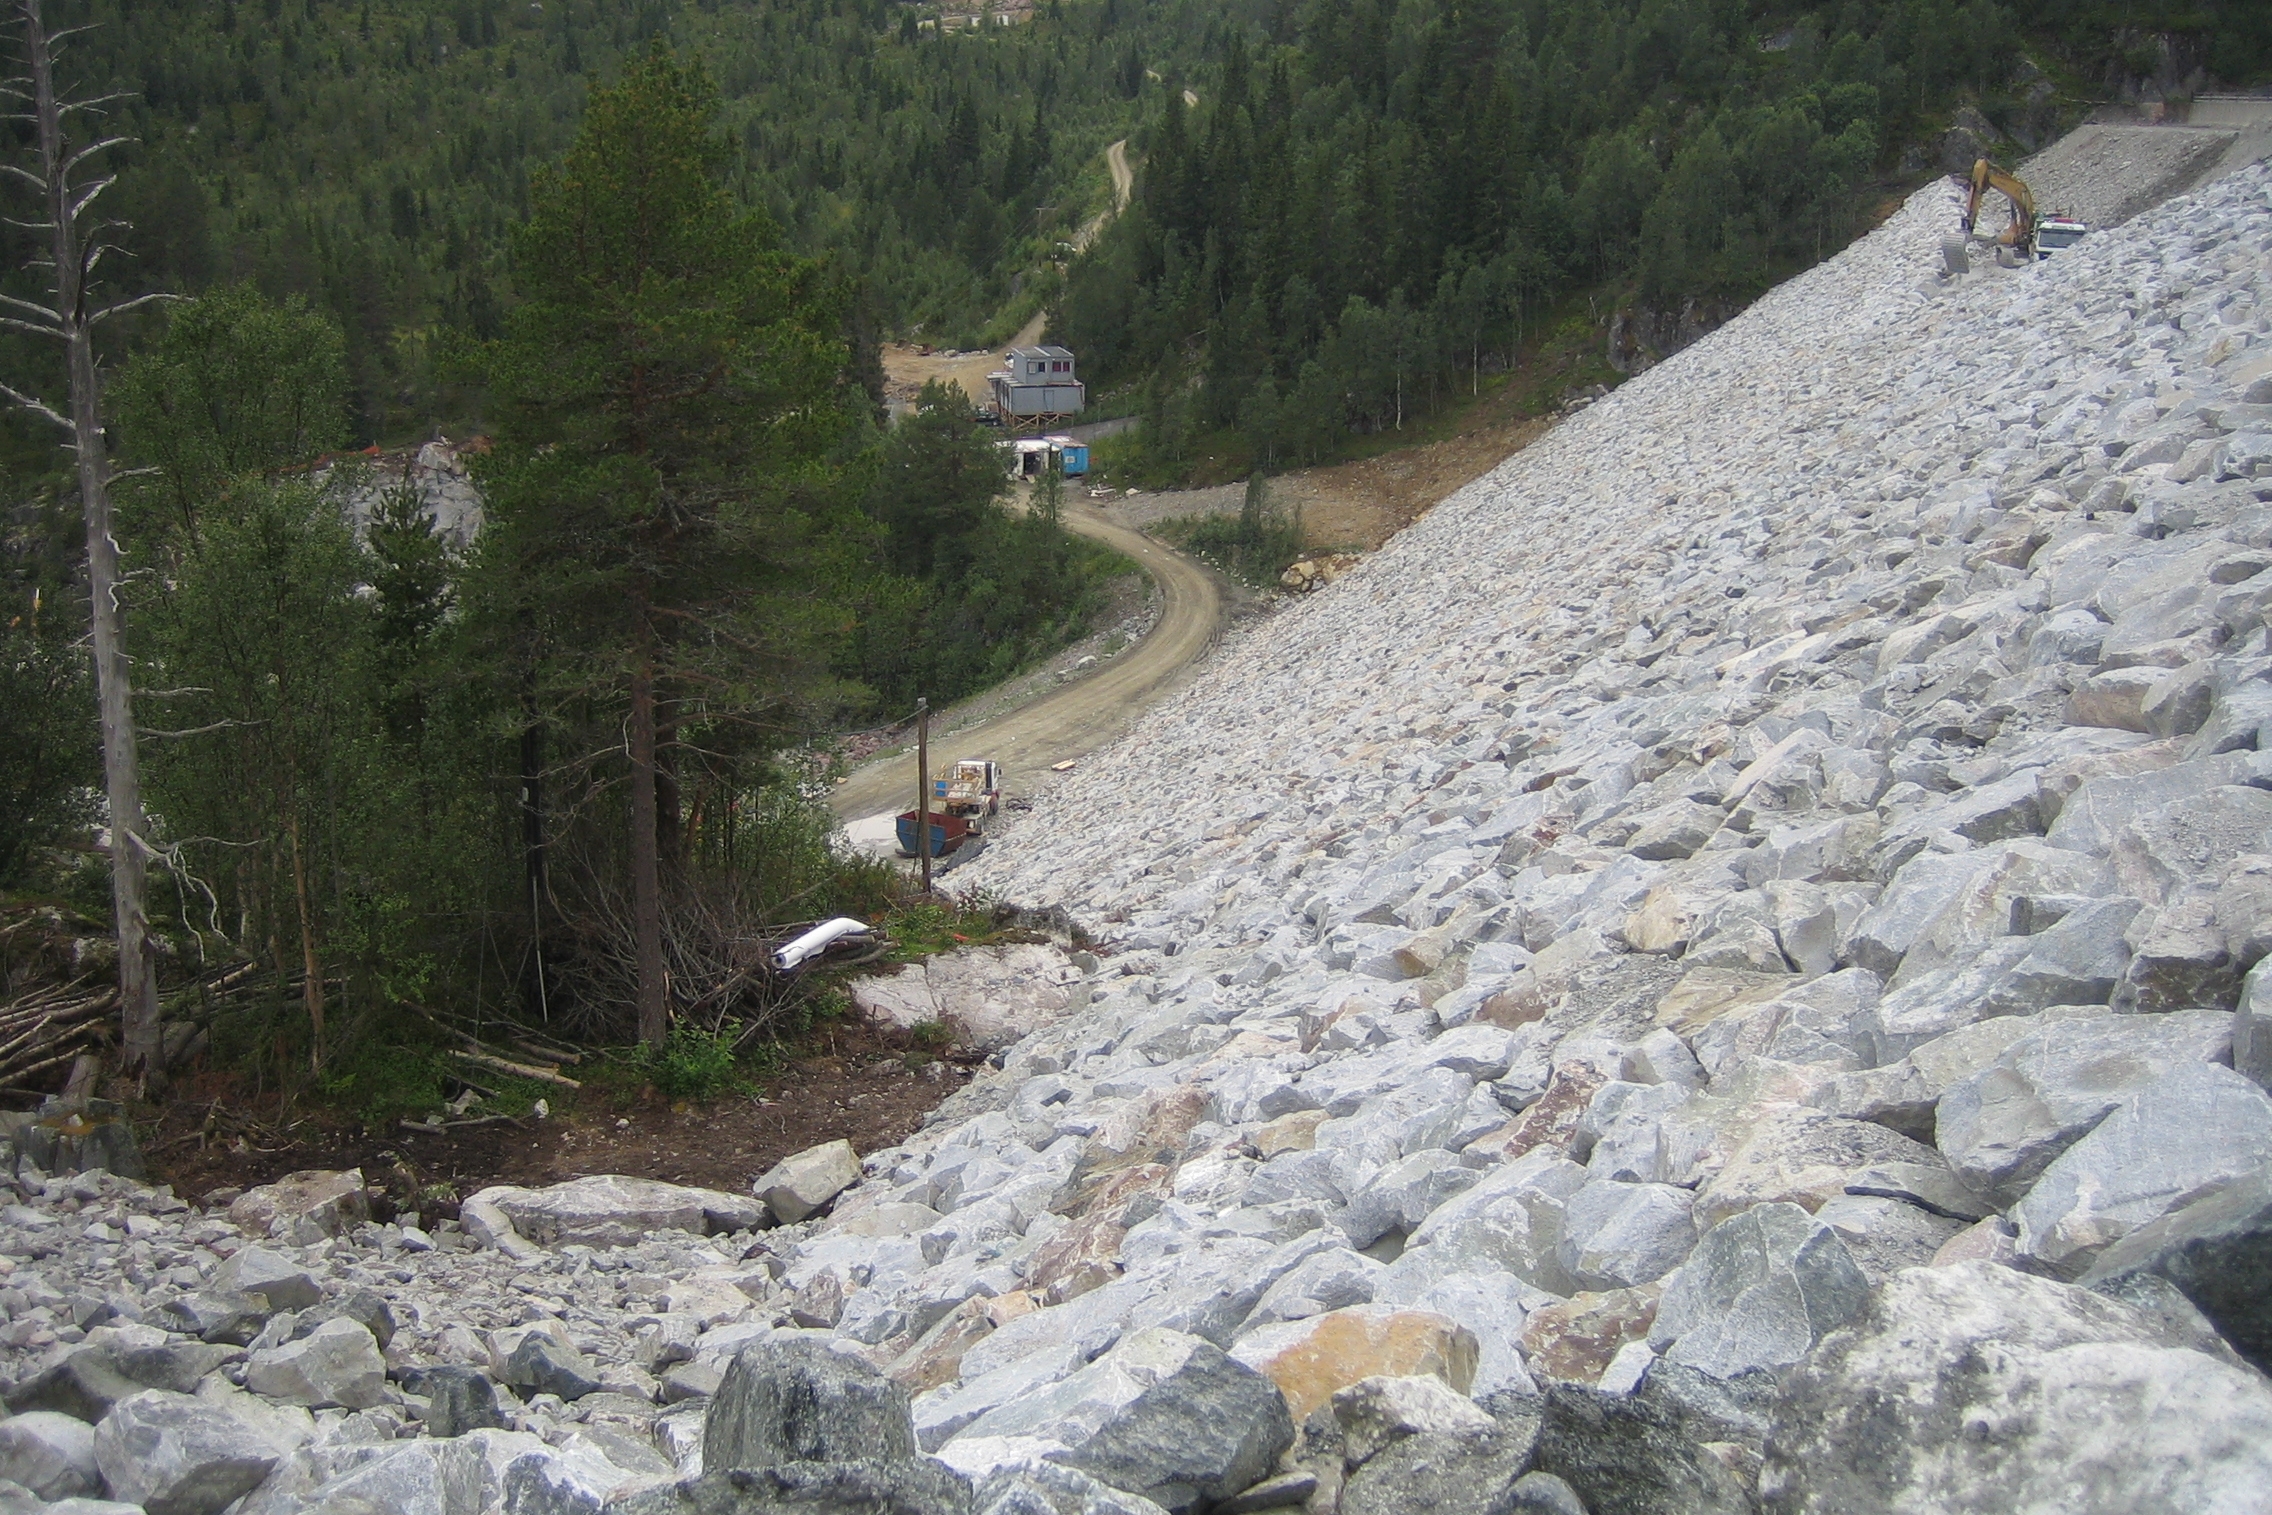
top-left (989, 345), bottom-right (1085, 424)
top-left (1002, 436), bottom-right (1088, 479)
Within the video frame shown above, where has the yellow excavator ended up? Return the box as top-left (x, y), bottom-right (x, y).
top-left (1956, 158), bottom-right (2087, 264)
top-left (1962, 158), bottom-right (2038, 255)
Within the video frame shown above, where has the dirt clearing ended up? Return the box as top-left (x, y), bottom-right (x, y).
top-left (147, 1019), bottom-right (975, 1217)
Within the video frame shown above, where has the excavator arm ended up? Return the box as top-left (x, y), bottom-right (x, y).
top-left (1961, 158), bottom-right (2038, 256)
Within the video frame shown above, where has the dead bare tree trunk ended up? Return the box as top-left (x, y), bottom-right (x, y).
top-left (629, 606), bottom-right (666, 1047)
top-left (0, 0), bottom-right (171, 1084)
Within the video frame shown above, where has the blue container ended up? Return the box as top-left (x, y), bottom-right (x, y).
top-left (1059, 442), bottom-right (1089, 476)
top-left (896, 810), bottom-right (974, 858)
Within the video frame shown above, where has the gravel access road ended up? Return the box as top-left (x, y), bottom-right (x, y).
top-left (829, 499), bottom-right (1229, 823)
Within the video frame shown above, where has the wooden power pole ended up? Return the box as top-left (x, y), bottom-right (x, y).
top-left (915, 697), bottom-right (931, 893)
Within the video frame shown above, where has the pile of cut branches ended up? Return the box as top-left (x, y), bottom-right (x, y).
top-left (0, 977), bottom-right (113, 1092)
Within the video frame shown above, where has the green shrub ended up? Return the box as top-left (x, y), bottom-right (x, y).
top-left (1160, 476), bottom-right (1306, 589)
top-left (640, 1021), bottom-right (744, 1102)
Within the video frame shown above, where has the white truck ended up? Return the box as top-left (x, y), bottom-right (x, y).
top-left (932, 759), bottom-right (1003, 818)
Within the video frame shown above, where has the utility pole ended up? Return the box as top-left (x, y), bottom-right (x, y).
top-left (0, 0), bottom-right (171, 1085)
top-left (915, 697), bottom-right (931, 893)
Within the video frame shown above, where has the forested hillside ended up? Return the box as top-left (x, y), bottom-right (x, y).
top-left (1057, 0), bottom-right (2270, 472)
top-left (0, 42), bottom-right (1131, 1083)
top-left (1, 0), bottom-right (1212, 448)
top-left (4, 0), bottom-right (2258, 465)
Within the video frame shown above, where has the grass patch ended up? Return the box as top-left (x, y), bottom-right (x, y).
top-left (316, 1035), bottom-right (563, 1127)
top-left (1150, 477), bottom-right (1306, 589)
top-left (883, 890), bottom-right (1007, 961)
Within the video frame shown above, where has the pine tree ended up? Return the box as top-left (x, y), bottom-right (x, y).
top-left (476, 50), bottom-right (856, 1045)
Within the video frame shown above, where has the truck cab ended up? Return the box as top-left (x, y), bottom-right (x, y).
top-left (2035, 217), bottom-right (2087, 257)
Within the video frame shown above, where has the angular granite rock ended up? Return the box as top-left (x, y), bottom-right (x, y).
top-left (1760, 1262), bottom-right (2272, 1513)
top-left (707, 1337), bottom-right (918, 1471)
top-left (2013, 1060), bottom-right (2272, 1273)
top-left (2081, 1165), bottom-right (2272, 1373)
top-left (754, 1142), bottom-right (864, 1226)
top-left (951, 1327), bottom-right (1292, 1513)
top-left (1230, 1307), bottom-right (1478, 1424)
top-left (91, 1390), bottom-right (279, 1515)
top-left (1934, 1009), bottom-right (2234, 1205)
top-left (1647, 1204), bottom-right (1869, 1380)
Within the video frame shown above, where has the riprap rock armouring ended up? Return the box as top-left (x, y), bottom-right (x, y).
top-left (892, 155), bottom-right (2272, 1510)
top-left (16, 152), bottom-right (2272, 1515)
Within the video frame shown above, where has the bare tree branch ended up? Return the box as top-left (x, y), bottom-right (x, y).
top-left (57, 134), bottom-right (124, 178)
top-left (139, 719), bottom-right (267, 740)
top-left (0, 377), bottom-right (71, 430)
top-left (66, 172), bottom-right (110, 222)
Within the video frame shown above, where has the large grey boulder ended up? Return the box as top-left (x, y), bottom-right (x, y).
top-left (1579, 1081), bottom-right (1696, 1183)
top-left (1809, 1195), bottom-right (1965, 1283)
top-left (754, 1142), bottom-right (864, 1225)
top-left (2043, 751), bottom-right (2252, 855)
top-left (951, 1327), bottom-right (1294, 1512)
top-left (502, 1332), bottom-right (605, 1403)
top-left (1243, 1247), bottom-right (1384, 1328)
top-left (91, 1389), bottom-right (280, 1515)
top-left (0, 1412), bottom-right (98, 1500)
top-left (2110, 785), bottom-right (2272, 907)
top-left (972, 1461), bottom-right (1167, 1515)
top-left (469, 1175), bottom-right (767, 1249)
top-left (1554, 1182), bottom-right (1696, 1291)
top-left (245, 1434), bottom-right (528, 1515)
top-left (2013, 1060), bottom-right (2272, 1273)
top-left (913, 1347), bottom-right (1088, 1454)
top-left (5, 1333), bottom-right (240, 1424)
top-left (1843, 851), bottom-right (2001, 978)
top-left (1533, 1383), bottom-right (1751, 1515)
top-left (499, 1435), bottom-right (678, 1515)
top-left (614, 1463), bottom-right (972, 1515)
top-left (1330, 1373), bottom-right (1496, 1468)
top-left (1400, 1149), bottom-right (1588, 1297)
top-left (291, 1288), bottom-right (398, 1352)
top-left (1341, 1152), bottom-right (1480, 1249)
top-left (1933, 1009), bottom-right (2235, 1205)
top-left (1760, 1262), bottom-right (2272, 1513)
top-left (2240, 955), bottom-right (2272, 1088)
top-left (2082, 1165), bottom-right (2272, 1373)
top-left (423, 1366), bottom-right (509, 1438)
top-left (1339, 1412), bottom-right (1543, 1515)
top-left (243, 1317), bottom-right (387, 1410)
top-left (156, 1290), bottom-right (272, 1347)
top-left (2116, 894), bottom-right (2240, 1012)
top-left (1865, 897), bottom-right (2141, 1061)
top-left (1647, 1204), bottom-right (1869, 1380)
top-left (226, 1169), bottom-right (368, 1245)
top-left (3, 1349), bottom-right (139, 1425)
top-left (1692, 1109), bottom-right (1945, 1231)
top-left (209, 1248), bottom-right (324, 1311)
top-left (706, 1338), bottom-right (917, 1472)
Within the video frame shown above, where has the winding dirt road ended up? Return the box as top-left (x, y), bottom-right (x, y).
top-left (830, 501), bottom-right (1227, 821)
top-left (839, 139), bottom-right (1199, 830)
top-left (1076, 140), bottom-right (1133, 255)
